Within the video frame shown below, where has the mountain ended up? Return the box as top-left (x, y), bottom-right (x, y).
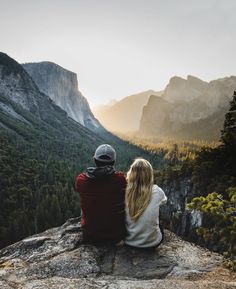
top-left (0, 53), bottom-right (103, 145)
top-left (0, 53), bottom-right (42, 115)
top-left (1, 218), bottom-right (234, 289)
top-left (22, 61), bottom-right (101, 132)
top-left (93, 90), bottom-right (162, 132)
top-left (0, 52), bottom-right (164, 249)
top-left (139, 75), bottom-right (236, 140)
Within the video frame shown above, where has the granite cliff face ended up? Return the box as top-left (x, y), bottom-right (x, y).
top-left (0, 218), bottom-right (235, 289)
top-left (139, 75), bottom-right (236, 140)
top-left (160, 177), bottom-right (203, 243)
top-left (23, 62), bottom-right (102, 132)
top-left (0, 53), bottom-right (103, 139)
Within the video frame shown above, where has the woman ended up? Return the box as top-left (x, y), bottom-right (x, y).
top-left (125, 158), bottom-right (167, 248)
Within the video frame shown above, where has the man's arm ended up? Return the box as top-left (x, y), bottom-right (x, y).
top-left (75, 173), bottom-right (86, 224)
top-left (117, 171), bottom-right (127, 193)
top-left (76, 173), bottom-right (88, 191)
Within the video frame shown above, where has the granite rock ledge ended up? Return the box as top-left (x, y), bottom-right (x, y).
top-left (0, 218), bottom-right (235, 289)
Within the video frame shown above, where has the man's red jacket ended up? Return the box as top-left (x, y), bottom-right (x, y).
top-left (75, 167), bottom-right (127, 243)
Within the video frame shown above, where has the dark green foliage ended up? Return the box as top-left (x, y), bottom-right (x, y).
top-left (190, 92), bottom-right (236, 197)
top-left (186, 93), bottom-right (236, 270)
top-left (0, 134), bottom-right (81, 248)
top-left (221, 91), bottom-right (236, 147)
top-left (188, 188), bottom-right (236, 270)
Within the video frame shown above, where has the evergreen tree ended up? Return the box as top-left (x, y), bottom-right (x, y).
top-left (188, 188), bottom-right (236, 271)
top-left (221, 91), bottom-right (236, 147)
top-left (187, 93), bottom-right (236, 270)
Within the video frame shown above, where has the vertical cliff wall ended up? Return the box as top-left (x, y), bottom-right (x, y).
top-left (23, 62), bottom-right (102, 132)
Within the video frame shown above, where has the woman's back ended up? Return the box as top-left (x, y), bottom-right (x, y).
top-left (125, 184), bottom-right (167, 248)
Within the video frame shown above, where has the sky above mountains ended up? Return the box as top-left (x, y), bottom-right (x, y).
top-left (0, 0), bottom-right (235, 106)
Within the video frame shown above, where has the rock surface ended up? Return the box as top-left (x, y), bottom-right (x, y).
top-left (0, 52), bottom-right (41, 115)
top-left (23, 62), bottom-right (102, 132)
top-left (139, 75), bottom-right (236, 140)
top-left (0, 218), bottom-right (235, 289)
top-left (0, 52), bottom-right (105, 146)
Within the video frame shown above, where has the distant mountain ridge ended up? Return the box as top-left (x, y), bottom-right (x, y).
top-left (139, 75), bottom-right (236, 140)
top-left (94, 90), bottom-right (163, 132)
top-left (23, 61), bottom-right (102, 132)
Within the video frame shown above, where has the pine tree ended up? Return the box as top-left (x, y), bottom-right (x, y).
top-left (50, 194), bottom-right (62, 226)
top-left (221, 91), bottom-right (236, 147)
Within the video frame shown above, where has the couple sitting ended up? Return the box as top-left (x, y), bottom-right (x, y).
top-left (76, 144), bottom-right (167, 248)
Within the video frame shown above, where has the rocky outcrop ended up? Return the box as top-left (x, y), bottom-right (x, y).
top-left (0, 218), bottom-right (235, 289)
top-left (139, 75), bottom-right (236, 140)
top-left (160, 177), bottom-right (203, 242)
top-left (23, 62), bottom-right (102, 132)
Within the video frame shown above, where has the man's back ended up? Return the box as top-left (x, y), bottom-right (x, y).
top-left (76, 168), bottom-right (127, 243)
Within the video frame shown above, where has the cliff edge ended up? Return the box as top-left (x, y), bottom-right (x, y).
top-left (0, 218), bottom-right (235, 289)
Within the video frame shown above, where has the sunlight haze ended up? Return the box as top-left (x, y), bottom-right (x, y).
top-left (0, 0), bottom-right (235, 106)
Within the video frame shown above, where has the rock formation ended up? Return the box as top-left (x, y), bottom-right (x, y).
top-left (0, 218), bottom-right (235, 289)
top-left (23, 62), bottom-right (102, 132)
top-left (139, 75), bottom-right (236, 140)
top-left (0, 52), bottom-right (104, 140)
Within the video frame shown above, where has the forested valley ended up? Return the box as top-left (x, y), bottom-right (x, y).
top-left (0, 53), bottom-right (162, 249)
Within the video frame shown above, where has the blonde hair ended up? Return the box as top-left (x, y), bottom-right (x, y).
top-left (126, 158), bottom-right (154, 222)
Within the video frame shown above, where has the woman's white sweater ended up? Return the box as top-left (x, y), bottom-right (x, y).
top-left (125, 184), bottom-right (167, 248)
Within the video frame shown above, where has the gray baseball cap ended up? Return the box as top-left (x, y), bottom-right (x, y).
top-left (94, 144), bottom-right (116, 163)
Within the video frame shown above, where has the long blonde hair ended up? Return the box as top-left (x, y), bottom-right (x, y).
top-left (126, 158), bottom-right (154, 222)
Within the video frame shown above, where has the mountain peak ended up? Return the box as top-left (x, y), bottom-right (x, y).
top-left (23, 61), bottom-right (77, 78)
top-left (0, 52), bottom-right (26, 76)
top-left (187, 74), bottom-right (207, 84)
top-left (168, 75), bottom-right (186, 85)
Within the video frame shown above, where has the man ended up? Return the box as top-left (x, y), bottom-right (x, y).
top-left (75, 144), bottom-right (127, 244)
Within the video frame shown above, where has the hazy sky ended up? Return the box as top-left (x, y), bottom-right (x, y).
top-left (0, 0), bottom-right (235, 106)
